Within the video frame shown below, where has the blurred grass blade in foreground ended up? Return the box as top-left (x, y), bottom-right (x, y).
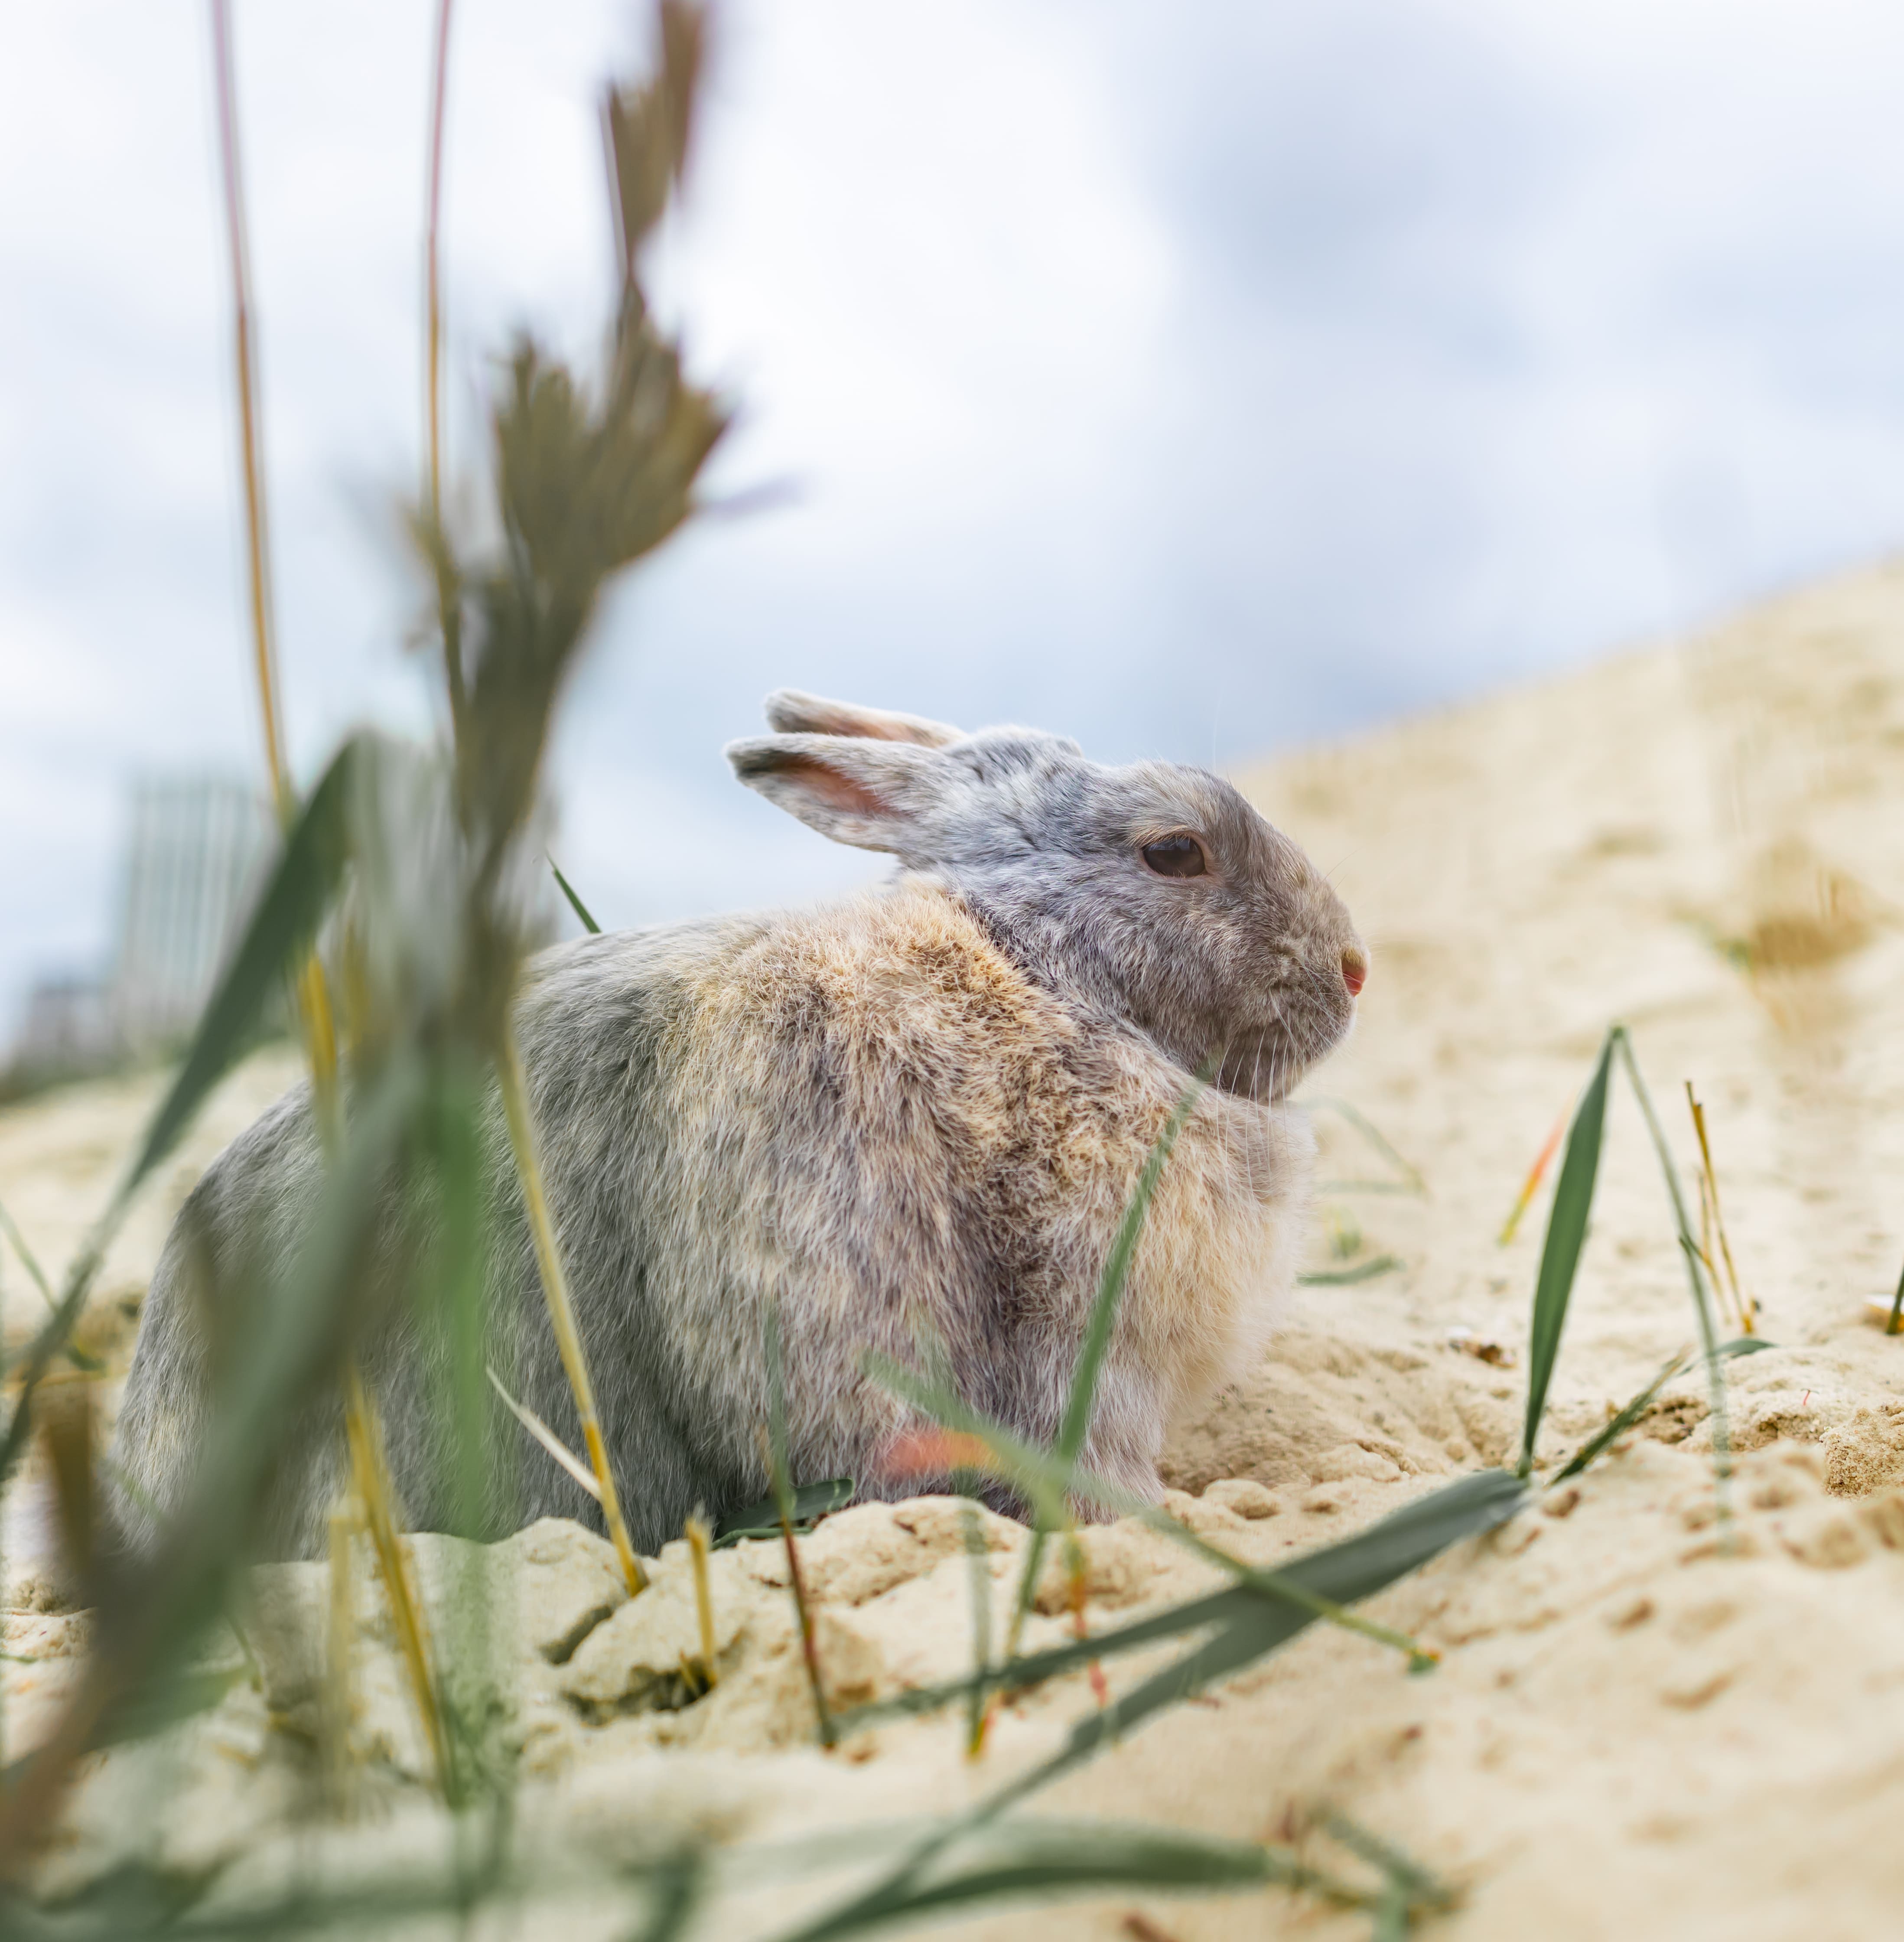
top-left (0, 741), bottom-right (360, 1494)
top-left (0, 1053), bottom-right (426, 1859)
top-left (770, 1817), bottom-right (1414, 1942)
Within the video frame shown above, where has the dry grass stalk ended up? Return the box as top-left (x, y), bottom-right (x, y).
top-left (757, 1419), bottom-right (834, 1750)
top-left (779, 1496), bottom-right (833, 1748)
top-left (1684, 1082), bottom-right (1754, 1334)
top-left (958, 1500), bottom-right (993, 1762)
top-left (209, 0), bottom-right (287, 815)
top-left (485, 1363), bottom-right (601, 1503)
top-left (685, 1512), bottom-right (718, 1689)
top-left (342, 1369), bottom-right (452, 1794)
top-left (498, 1037), bottom-right (647, 1594)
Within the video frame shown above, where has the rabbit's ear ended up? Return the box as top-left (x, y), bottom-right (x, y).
top-left (725, 733), bottom-right (951, 853)
top-left (762, 689), bottom-right (962, 749)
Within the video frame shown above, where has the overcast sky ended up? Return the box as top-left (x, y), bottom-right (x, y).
top-left (6, 0), bottom-right (1904, 1039)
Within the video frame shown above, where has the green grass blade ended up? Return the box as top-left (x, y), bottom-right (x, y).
top-left (713, 1479), bottom-right (853, 1548)
top-left (785, 1465), bottom-right (1509, 1942)
top-left (867, 1354), bottom-right (1441, 1665)
top-left (1370, 1887), bottom-right (1411, 1942)
top-left (1305, 1096), bottom-right (1428, 1196)
top-left (548, 857), bottom-right (602, 935)
top-left (1519, 1030), bottom-right (1614, 1475)
top-left (1552, 1336), bottom-right (1775, 1486)
top-left (0, 1195), bottom-right (55, 1313)
top-left (0, 1194), bottom-right (101, 1375)
top-left (1022, 1473), bottom-right (1522, 1789)
top-left (1551, 1349), bottom-right (1689, 1487)
top-left (1300, 1254), bottom-right (1403, 1287)
top-left (88, 1665), bottom-right (247, 1755)
top-left (1058, 1075), bottom-right (1208, 1463)
top-left (1317, 1808), bottom-right (1450, 1911)
top-left (625, 1854), bottom-right (705, 1942)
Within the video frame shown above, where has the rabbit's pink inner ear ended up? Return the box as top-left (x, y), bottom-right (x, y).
top-left (767, 753), bottom-right (892, 820)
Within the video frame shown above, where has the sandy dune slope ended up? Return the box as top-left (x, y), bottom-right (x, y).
top-left (6, 557), bottom-right (1904, 1938)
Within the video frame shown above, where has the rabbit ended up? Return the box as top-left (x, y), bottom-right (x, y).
top-left (108, 692), bottom-right (1367, 1560)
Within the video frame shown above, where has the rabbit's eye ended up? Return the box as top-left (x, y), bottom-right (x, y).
top-left (1141, 834), bottom-right (1207, 879)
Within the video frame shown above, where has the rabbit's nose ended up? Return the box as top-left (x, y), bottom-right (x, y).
top-left (1341, 948), bottom-right (1367, 998)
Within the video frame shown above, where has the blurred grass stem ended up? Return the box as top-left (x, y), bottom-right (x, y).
top-left (215, 0), bottom-right (448, 1799)
top-left (210, 0), bottom-right (288, 821)
top-left (422, 0), bottom-right (465, 739)
top-left (323, 1499), bottom-right (360, 1812)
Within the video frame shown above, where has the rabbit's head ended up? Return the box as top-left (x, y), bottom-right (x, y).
top-left (727, 692), bottom-right (1365, 1102)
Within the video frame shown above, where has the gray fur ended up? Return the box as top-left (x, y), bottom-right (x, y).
top-left (110, 695), bottom-right (1364, 1559)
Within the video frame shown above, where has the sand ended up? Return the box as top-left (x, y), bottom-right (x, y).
top-left (7, 556), bottom-right (1904, 1938)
